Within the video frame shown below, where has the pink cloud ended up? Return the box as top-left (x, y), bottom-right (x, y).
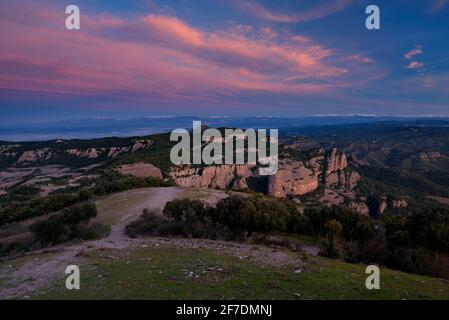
top-left (0, 2), bottom-right (377, 109)
top-left (143, 15), bottom-right (204, 46)
top-left (406, 61), bottom-right (424, 69)
top-left (404, 46), bottom-right (423, 60)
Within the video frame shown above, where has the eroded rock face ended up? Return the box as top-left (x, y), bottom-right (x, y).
top-left (66, 148), bottom-right (100, 158)
top-left (420, 151), bottom-right (441, 161)
top-left (0, 145), bottom-right (20, 158)
top-left (107, 147), bottom-right (130, 158)
top-left (170, 147), bottom-right (360, 200)
top-left (63, 139), bottom-right (152, 159)
top-left (349, 202), bottom-right (370, 215)
top-left (266, 148), bottom-right (359, 198)
top-left (326, 171), bottom-right (360, 189)
top-left (267, 160), bottom-right (319, 198)
top-left (232, 177), bottom-right (248, 190)
top-left (391, 199), bottom-right (408, 208)
top-left (324, 148), bottom-right (359, 190)
top-left (116, 162), bottom-right (163, 179)
top-left (17, 148), bottom-right (53, 163)
top-left (326, 148), bottom-right (347, 174)
top-left (170, 164), bottom-right (255, 189)
top-left (378, 201), bottom-right (388, 215)
top-left (131, 139), bottom-right (153, 153)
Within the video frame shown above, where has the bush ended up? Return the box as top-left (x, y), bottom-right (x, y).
top-left (93, 171), bottom-right (173, 196)
top-left (0, 189), bottom-right (96, 226)
top-left (31, 202), bottom-right (98, 245)
top-left (0, 241), bottom-right (34, 258)
top-left (125, 209), bottom-right (183, 238)
top-left (213, 195), bottom-right (293, 239)
top-left (163, 199), bottom-right (217, 238)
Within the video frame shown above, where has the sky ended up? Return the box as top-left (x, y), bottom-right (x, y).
top-left (0, 0), bottom-right (448, 123)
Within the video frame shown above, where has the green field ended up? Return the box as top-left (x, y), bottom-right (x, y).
top-left (36, 245), bottom-right (449, 300)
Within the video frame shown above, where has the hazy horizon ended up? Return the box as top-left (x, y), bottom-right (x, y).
top-left (2, 115), bottom-right (449, 142)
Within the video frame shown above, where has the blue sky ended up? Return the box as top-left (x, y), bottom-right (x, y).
top-left (0, 0), bottom-right (448, 123)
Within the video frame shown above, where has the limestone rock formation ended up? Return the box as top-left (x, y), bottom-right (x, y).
top-left (170, 164), bottom-right (255, 189)
top-left (326, 170), bottom-right (360, 189)
top-left (17, 148), bottom-right (53, 163)
top-left (0, 145), bottom-right (20, 158)
top-left (131, 139), bottom-right (153, 153)
top-left (375, 197), bottom-right (408, 215)
top-left (117, 162), bottom-right (163, 179)
top-left (377, 201), bottom-right (388, 215)
top-left (232, 177), bottom-right (248, 190)
top-left (349, 202), bottom-right (370, 215)
top-left (391, 199), bottom-right (408, 209)
top-left (66, 148), bottom-right (100, 158)
top-left (324, 148), bottom-right (360, 190)
top-left (420, 151), bottom-right (441, 161)
top-left (267, 159), bottom-right (319, 198)
top-left (326, 148), bottom-right (347, 174)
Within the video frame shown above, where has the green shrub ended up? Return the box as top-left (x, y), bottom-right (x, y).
top-left (125, 209), bottom-right (183, 238)
top-left (31, 202), bottom-right (98, 245)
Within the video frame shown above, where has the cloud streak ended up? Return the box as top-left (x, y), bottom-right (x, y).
top-left (406, 61), bottom-right (424, 69)
top-left (404, 46), bottom-right (423, 60)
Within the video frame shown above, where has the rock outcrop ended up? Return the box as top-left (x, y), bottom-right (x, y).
top-left (169, 147), bottom-right (361, 201)
top-left (326, 148), bottom-right (347, 175)
top-left (131, 139), bottom-right (153, 153)
top-left (17, 148), bottom-right (53, 163)
top-left (0, 145), bottom-right (20, 158)
top-left (66, 148), bottom-right (100, 158)
top-left (170, 164), bottom-right (255, 189)
top-left (324, 148), bottom-right (360, 190)
top-left (326, 170), bottom-right (360, 189)
top-left (267, 148), bottom-right (359, 198)
top-left (349, 202), bottom-right (370, 215)
top-left (232, 177), bottom-right (249, 190)
top-left (267, 159), bottom-right (319, 198)
top-left (420, 151), bottom-right (442, 161)
top-left (15, 139), bottom-right (154, 163)
top-left (377, 201), bottom-right (388, 215)
top-left (375, 197), bottom-right (408, 215)
top-left (391, 199), bottom-right (408, 209)
top-left (107, 147), bottom-right (130, 158)
top-left (117, 162), bottom-right (163, 179)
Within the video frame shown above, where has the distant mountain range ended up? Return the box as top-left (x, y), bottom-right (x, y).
top-left (1, 115), bottom-right (449, 142)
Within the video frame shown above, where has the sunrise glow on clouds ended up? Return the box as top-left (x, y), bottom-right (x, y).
top-left (0, 0), bottom-right (448, 120)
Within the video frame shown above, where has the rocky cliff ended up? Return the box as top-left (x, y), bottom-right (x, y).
top-left (267, 159), bottom-right (319, 198)
top-left (6, 139), bottom-right (153, 164)
top-left (326, 148), bottom-right (348, 175)
top-left (17, 148), bottom-right (53, 164)
top-left (324, 148), bottom-right (360, 190)
top-left (170, 164), bottom-right (255, 190)
top-left (267, 148), bottom-right (360, 198)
